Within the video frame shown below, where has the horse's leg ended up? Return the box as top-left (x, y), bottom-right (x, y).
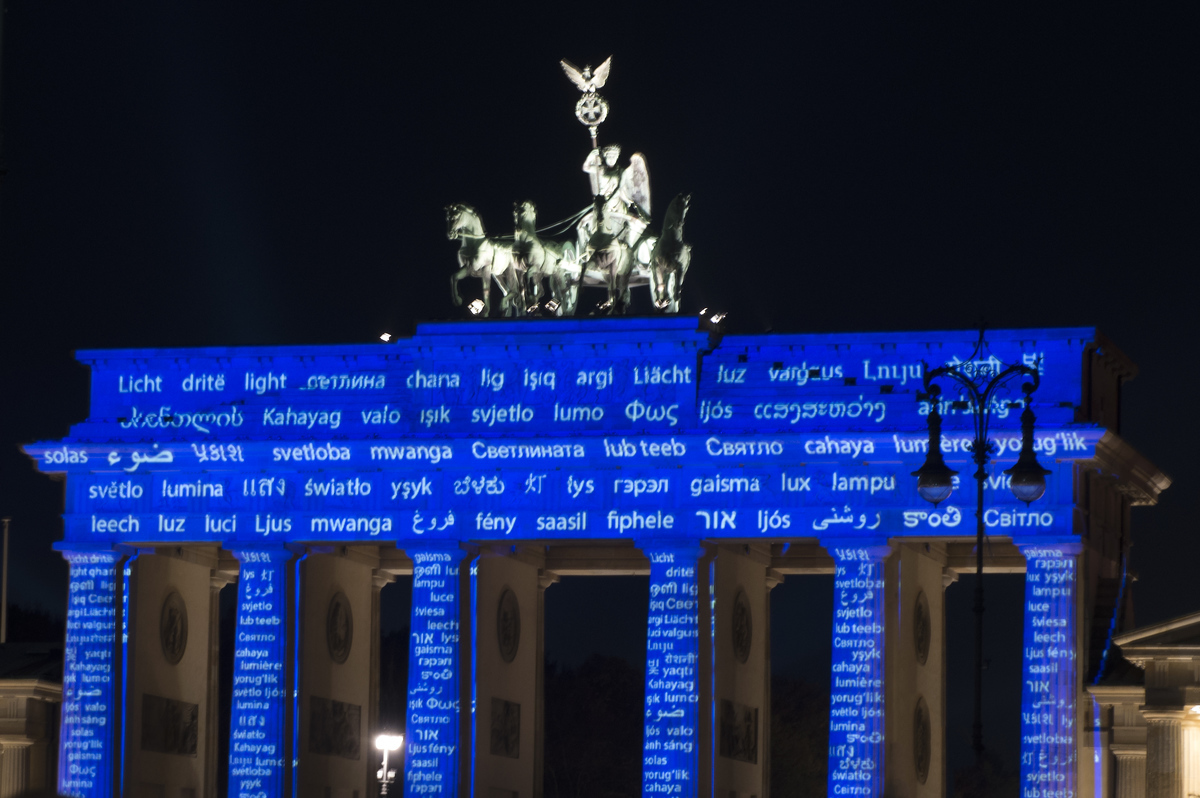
top-left (451, 266), bottom-right (469, 306)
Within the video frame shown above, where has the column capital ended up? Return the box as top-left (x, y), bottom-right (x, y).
top-left (1142, 709), bottom-right (1187, 723)
top-left (1110, 743), bottom-right (1148, 759)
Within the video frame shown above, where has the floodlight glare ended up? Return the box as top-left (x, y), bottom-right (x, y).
top-left (375, 734), bottom-right (404, 751)
top-left (379, 333), bottom-right (392, 342)
top-left (467, 299), bottom-right (485, 316)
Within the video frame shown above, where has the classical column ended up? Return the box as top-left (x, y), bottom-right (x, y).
top-left (1016, 541), bottom-right (1081, 794)
top-left (1144, 711), bottom-right (1184, 798)
top-left (534, 571), bottom-right (559, 798)
top-left (639, 541), bottom-right (707, 798)
top-left (369, 569), bottom-right (395, 798)
top-left (1111, 746), bottom-right (1147, 798)
top-left (825, 543), bottom-right (890, 798)
top-left (0, 740), bottom-right (32, 798)
top-left (227, 546), bottom-right (295, 798)
top-left (56, 547), bottom-right (123, 798)
top-left (403, 543), bottom-right (470, 798)
top-left (207, 573), bottom-right (234, 798)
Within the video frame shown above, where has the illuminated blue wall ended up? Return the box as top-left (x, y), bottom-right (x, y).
top-left (826, 544), bottom-right (889, 796)
top-left (227, 547), bottom-right (293, 796)
top-left (404, 544), bottom-right (467, 798)
top-left (56, 549), bottom-right (122, 798)
top-left (642, 543), bottom-right (706, 797)
top-left (25, 320), bottom-right (1106, 797)
top-left (1018, 541), bottom-right (1081, 797)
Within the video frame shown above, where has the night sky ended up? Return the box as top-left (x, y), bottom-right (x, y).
top-left (0, 0), bottom-right (1195, 782)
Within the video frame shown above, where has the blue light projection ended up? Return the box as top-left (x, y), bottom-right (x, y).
top-left (826, 545), bottom-right (888, 797)
top-left (642, 544), bottom-right (705, 797)
top-left (404, 545), bottom-right (467, 798)
top-left (24, 321), bottom-right (1109, 798)
top-left (228, 547), bottom-right (293, 796)
top-left (1018, 541), bottom-right (1080, 797)
top-left (57, 549), bottom-right (122, 798)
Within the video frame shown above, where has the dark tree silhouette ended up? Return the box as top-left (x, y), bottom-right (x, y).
top-left (770, 674), bottom-right (829, 797)
top-left (544, 655), bottom-right (644, 798)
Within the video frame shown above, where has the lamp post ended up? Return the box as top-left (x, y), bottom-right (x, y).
top-left (375, 734), bottom-right (404, 795)
top-left (912, 333), bottom-right (1051, 764)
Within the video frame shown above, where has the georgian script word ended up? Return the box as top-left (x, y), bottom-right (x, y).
top-left (121, 405), bottom-right (244, 434)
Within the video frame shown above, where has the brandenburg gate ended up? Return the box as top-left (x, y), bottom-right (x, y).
top-left (25, 319), bottom-right (1167, 797)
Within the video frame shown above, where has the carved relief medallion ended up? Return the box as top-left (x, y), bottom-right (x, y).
top-left (732, 589), bottom-right (752, 664)
top-left (326, 591), bottom-right (353, 664)
top-left (497, 587), bottom-right (521, 663)
top-left (913, 590), bottom-right (931, 666)
top-left (159, 591), bottom-right (188, 665)
top-left (914, 695), bottom-right (931, 784)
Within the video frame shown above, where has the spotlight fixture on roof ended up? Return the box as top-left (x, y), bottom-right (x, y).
top-left (379, 333), bottom-right (392, 342)
top-left (468, 299), bottom-right (485, 316)
top-left (545, 299), bottom-right (560, 314)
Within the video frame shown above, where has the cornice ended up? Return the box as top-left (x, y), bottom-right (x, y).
top-left (1087, 431), bottom-right (1172, 506)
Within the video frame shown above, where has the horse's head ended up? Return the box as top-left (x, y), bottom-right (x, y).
top-left (514, 201), bottom-right (537, 231)
top-left (663, 193), bottom-right (691, 237)
top-left (445, 203), bottom-right (481, 240)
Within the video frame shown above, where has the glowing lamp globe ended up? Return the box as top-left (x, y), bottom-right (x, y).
top-left (375, 734), bottom-right (404, 752)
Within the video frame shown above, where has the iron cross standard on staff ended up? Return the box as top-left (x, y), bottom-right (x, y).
top-left (561, 56), bottom-right (611, 153)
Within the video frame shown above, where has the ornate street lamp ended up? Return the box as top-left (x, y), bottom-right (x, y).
top-left (912, 332), bottom-right (1051, 763)
top-left (375, 734), bottom-right (404, 795)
